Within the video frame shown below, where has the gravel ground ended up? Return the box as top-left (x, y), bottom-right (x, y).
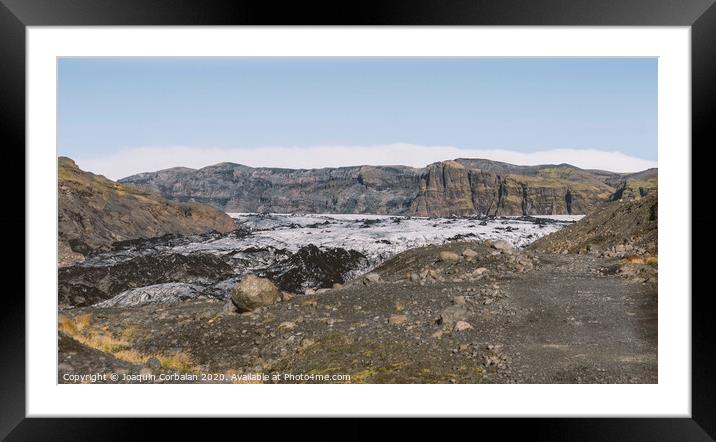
top-left (58, 241), bottom-right (657, 384)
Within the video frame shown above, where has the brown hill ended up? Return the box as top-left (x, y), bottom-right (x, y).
top-left (58, 157), bottom-right (236, 266)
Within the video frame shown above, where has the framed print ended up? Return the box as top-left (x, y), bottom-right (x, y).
top-left (5, 0), bottom-right (713, 438)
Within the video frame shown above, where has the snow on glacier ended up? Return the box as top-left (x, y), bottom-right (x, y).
top-left (90, 213), bottom-right (582, 307)
top-left (179, 213), bottom-right (584, 266)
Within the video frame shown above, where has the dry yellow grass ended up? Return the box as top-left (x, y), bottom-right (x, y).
top-left (58, 313), bottom-right (92, 335)
top-left (121, 326), bottom-right (137, 340)
top-left (58, 314), bottom-right (130, 353)
top-left (113, 349), bottom-right (148, 365)
top-left (59, 314), bottom-right (198, 373)
top-left (158, 352), bottom-right (195, 372)
top-left (625, 255), bottom-right (658, 266)
top-left (112, 349), bottom-right (196, 372)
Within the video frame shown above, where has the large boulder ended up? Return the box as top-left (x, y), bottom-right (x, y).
top-left (231, 274), bottom-right (280, 312)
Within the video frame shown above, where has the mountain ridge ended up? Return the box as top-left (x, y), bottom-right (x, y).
top-left (118, 158), bottom-right (657, 217)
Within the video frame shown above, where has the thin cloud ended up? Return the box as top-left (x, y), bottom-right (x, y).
top-left (73, 144), bottom-right (658, 181)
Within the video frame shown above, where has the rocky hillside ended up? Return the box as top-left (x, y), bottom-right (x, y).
top-left (529, 191), bottom-right (657, 256)
top-left (58, 157), bottom-right (236, 265)
top-left (119, 158), bottom-right (656, 217)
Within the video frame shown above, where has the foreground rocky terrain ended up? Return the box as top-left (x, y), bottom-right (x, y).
top-left (119, 158), bottom-right (657, 217)
top-left (59, 238), bottom-right (657, 384)
top-left (58, 157), bottom-right (236, 266)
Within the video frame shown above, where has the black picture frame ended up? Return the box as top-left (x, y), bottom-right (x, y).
top-left (5, 0), bottom-right (712, 438)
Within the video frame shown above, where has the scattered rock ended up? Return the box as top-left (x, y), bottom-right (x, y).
top-left (230, 274), bottom-right (280, 312)
top-left (196, 310), bottom-right (214, 321)
top-left (454, 320), bottom-right (473, 332)
top-left (72, 295), bottom-right (86, 305)
top-left (297, 338), bottom-right (316, 352)
top-left (300, 297), bottom-right (318, 307)
top-left (452, 295), bottom-right (466, 305)
top-left (438, 305), bottom-right (469, 326)
top-left (389, 314), bottom-right (408, 326)
top-left (462, 248), bottom-right (478, 259)
top-left (222, 300), bottom-right (237, 315)
top-left (278, 321), bottom-right (297, 332)
top-left (280, 291), bottom-right (295, 302)
top-left (439, 251), bottom-right (461, 262)
top-left (490, 240), bottom-right (514, 253)
top-left (363, 273), bottom-right (382, 285)
top-left (146, 357), bottom-right (161, 370)
top-left (420, 268), bottom-right (443, 282)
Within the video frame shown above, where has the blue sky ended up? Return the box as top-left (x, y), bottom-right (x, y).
top-left (58, 58), bottom-right (657, 179)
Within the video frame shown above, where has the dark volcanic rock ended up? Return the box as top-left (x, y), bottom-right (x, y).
top-left (119, 158), bottom-right (657, 217)
top-left (260, 244), bottom-right (368, 293)
top-left (59, 253), bottom-right (235, 307)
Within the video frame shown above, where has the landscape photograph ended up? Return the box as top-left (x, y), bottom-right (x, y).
top-left (57, 57), bottom-right (658, 384)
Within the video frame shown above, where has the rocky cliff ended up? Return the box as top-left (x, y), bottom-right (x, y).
top-left (59, 157), bottom-right (236, 265)
top-left (119, 158), bottom-right (656, 217)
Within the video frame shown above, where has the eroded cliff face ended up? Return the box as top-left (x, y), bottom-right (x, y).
top-left (410, 161), bottom-right (475, 216)
top-left (58, 157), bottom-right (236, 265)
top-left (408, 160), bottom-right (616, 216)
top-left (124, 163), bottom-right (420, 215)
top-left (119, 159), bottom-right (655, 217)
